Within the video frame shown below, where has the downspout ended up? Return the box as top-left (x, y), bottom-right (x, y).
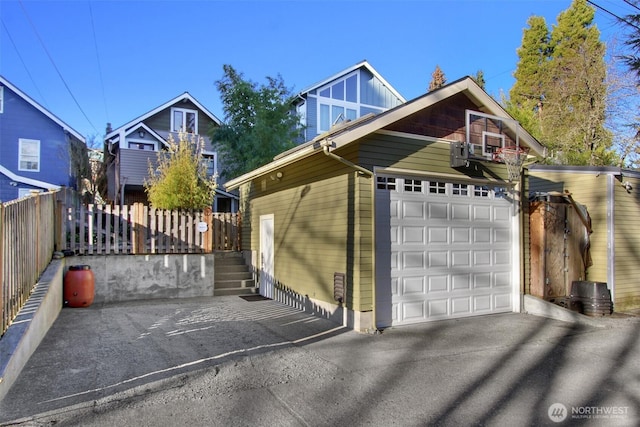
top-left (321, 139), bottom-right (378, 331)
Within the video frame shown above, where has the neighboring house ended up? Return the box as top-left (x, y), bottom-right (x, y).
top-left (0, 75), bottom-right (86, 202)
top-left (104, 93), bottom-right (238, 211)
top-left (292, 60), bottom-right (406, 143)
top-left (528, 165), bottom-right (640, 313)
top-left (226, 77), bottom-right (545, 331)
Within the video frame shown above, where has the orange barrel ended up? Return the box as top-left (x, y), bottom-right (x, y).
top-left (64, 265), bottom-right (95, 308)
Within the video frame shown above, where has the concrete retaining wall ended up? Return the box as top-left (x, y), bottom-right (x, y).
top-left (64, 254), bottom-right (215, 304)
top-left (0, 253), bottom-right (215, 403)
top-left (0, 259), bottom-right (64, 402)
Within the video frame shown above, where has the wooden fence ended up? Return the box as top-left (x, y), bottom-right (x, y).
top-left (59, 203), bottom-right (241, 254)
top-left (1, 192), bottom-right (56, 336)
top-left (2, 189), bottom-right (241, 337)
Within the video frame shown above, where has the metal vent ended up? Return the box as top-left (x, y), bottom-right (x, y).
top-left (333, 272), bottom-right (345, 303)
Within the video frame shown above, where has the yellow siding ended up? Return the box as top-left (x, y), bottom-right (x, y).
top-left (529, 171), bottom-right (609, 284)
top-left (241, 151), bottom-right (374, 312)
top-left (613, 176), bottom-right (640, 311)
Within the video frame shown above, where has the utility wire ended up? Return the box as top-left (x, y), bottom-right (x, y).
top-left (89, 0), bottom-right (109, 129)
top-left (587, 0), bottom-right (640, 31)
top-left (18, 0), bottom-right (99, 133)
top-left (622, 0), bottom-right (640, 12)
top-left (1, 18), bottom-right (49, 107)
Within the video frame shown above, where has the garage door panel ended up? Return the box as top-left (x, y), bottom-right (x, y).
top-left (403, 201), bottom-right (426, 219)
top-left (494, 293), bottom-right (512, 310)
top-left (451, 203), bottom-right (470, 220)
top-left (428, 275), bottom-right (449, 292)
top-left (428, 251), bottom-right (448, 268)
top-left (473, 205), bottom-right (491, 221)
top-left (428, 202), bottom-right (448, 219)
top-left (474, 295), bottom-right (492, 312)
top-left (452, 297), bottom-right (471, 315)
top-left (402, 276), bottom-right (425, 295)
top-left (403, 226), bottom-right (426, 244)
top-left (377, 177), bottom-right (515, 327)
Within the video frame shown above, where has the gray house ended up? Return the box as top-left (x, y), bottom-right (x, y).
top-left (104, 93), bottom-right (237, 211)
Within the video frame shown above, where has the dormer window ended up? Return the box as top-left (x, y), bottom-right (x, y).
top-left (317, 72), bottom-right (359, 132)
top-left (171, 107), bottom-right (197, 134)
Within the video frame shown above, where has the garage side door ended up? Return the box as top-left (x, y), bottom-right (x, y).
top-left (376, 176), bottom-right (514, 327)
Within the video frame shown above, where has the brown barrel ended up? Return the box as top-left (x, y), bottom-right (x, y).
top-left (64, 265), bottom-right (95, 308)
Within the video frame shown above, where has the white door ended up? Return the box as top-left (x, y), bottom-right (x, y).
top-left (376, 176), bottom-right (515, 327)
top-left (259, 214), bottom-right (274, 299)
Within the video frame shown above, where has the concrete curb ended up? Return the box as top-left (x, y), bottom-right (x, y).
top-left (0, 259), bottom-right (64, 402)
top-left (522, 294), bottom-right (607, 327)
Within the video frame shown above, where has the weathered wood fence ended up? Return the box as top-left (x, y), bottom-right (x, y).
top-left (2, 189), bottom-right (241, 337)
top-left (1, 192), bottom-right (56, 337)
top-left (60, 203), bottom-right (240, 254)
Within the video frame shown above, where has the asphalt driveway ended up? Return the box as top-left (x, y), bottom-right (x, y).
top-left (1, 296), bottom-right (639, 426)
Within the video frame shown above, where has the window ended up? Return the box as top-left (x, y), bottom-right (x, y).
top-left (171, 108), bottom-right (197, 133)
top-left (474, 185), bottom-right (490, 197)
top-left (404, 179), bottom-right (422, 192)
top-left (428, 181), bottom-right (446, 195)
top-left (377, 176), bottom-right (396, 190)
top-left (317, 72), bottom-right (359, 132)
top-left (202, 152), bottom-right (218, 178)
top-left (128, 141), bottom-right (155, 150)
top-left (19, 139), bottom-right (40, 171)
top-left (452, 183), bottom-right (469, 196)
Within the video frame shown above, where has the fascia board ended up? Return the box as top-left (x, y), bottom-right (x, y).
top-left (224, 144), bottom-right (318, 190)
top-left (0, 76), bottom-right (85, 143)
top-left (105, 92), bottom-right (222, 141)
top-left (0, 165), bottom-right (61, 190)
top-left (296, 60), bottom-right (406, 103)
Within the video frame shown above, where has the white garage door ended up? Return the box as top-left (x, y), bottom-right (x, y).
top-left (375, 176), bottom-right (515, 327)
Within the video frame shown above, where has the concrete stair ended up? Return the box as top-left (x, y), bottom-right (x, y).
top-left (214, 251), bottom-right (257, 296)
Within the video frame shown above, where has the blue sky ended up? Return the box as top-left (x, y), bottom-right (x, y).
top-left (0, 0), bottom-right (633, 142)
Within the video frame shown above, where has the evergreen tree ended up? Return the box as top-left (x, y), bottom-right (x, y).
top-left (212, 65), bottom-right (300, 178)
top-left (509, 0), bottom-right (614, 166)
top-left (472, 70), bottom-right (486, 90)
top-left (428, 65), bottom-right (447, 91)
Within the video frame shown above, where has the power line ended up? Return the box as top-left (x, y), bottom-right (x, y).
top-left (18, 0), bottom-right (99, 134)
top-left (89, 0), bottom-right (109, 128)
top-left (622, 0), bottom-right (640, 12)
top-left (587, 0), bottom-right (640, 32)
top-left (1, 18), bottom-right (49, 107)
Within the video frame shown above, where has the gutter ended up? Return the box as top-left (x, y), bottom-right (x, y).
top-left (321, 139), bottom-right (373, 177)
top-left (321, 138), bottom-right (379, 332)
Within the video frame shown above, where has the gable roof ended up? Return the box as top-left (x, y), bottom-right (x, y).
top-left (225, 76), bottom-right (545, 191)
top-left (295, 59), bottom-right (406, 104)
top-left (0, 75), bottom-right (85, 143)
top-left (105, 92), bottom-right (222, 141)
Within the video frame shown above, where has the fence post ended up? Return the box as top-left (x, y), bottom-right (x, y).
top-left (203, 207), bottom-right (213, 253)
top-left (132, 203), bottom-right (146, 254)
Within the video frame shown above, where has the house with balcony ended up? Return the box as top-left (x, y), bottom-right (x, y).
top-left (292, 60), bottom-right (406, 143)
top-left (0, 75), bottom-right (86, 202)
top-left (104, 92), bottom-right (237, 211)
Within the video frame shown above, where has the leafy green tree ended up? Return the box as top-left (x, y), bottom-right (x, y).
top-left (428, 65), bottom-right (447, 91)
top-left (212, 65), bottom-right (301, 178)
top-left (144, 133), bottom-right (216, 210)
top-left (509, 0), bottom-right (615, 166)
